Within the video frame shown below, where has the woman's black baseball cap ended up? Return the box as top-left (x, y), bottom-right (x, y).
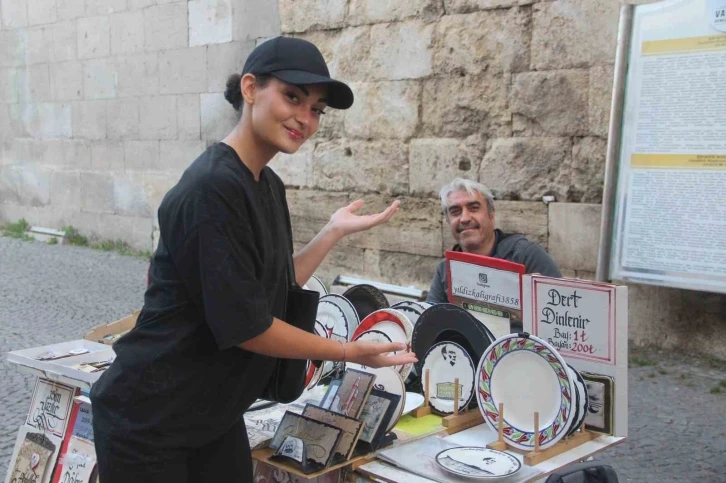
top-left (242, 36), bottom-right (354, 110)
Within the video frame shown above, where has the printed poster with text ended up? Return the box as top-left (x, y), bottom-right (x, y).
top-left (446, 251), bottom-right (524, 337)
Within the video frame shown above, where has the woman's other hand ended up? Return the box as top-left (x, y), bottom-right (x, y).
top-left (343, 340), bottom-right (417, 369)
top-left (328, 199), bottom-right (400, 238)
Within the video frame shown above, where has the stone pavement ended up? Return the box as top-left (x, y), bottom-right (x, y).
top-left (1, 236), bottom-right (725, 481)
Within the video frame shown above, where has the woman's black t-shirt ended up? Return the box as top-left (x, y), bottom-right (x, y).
top-left (90, 143), bottom-right (290, 448)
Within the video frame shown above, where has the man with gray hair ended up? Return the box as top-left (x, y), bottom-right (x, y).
top-left (426, 178), bottom-right (561, 304)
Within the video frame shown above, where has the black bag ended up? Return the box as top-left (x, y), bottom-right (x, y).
top-left (262, 175), bottom-right (320, 403)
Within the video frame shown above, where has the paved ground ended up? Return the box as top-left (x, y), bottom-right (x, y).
top-left (1, 236), bottom-right (725, 481)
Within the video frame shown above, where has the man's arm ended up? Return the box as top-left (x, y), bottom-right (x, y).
top-left (425, 261), bottom-right (449, 304)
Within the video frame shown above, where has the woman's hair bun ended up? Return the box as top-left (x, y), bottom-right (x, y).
top-left (224, 73), bottom-right (243, 111)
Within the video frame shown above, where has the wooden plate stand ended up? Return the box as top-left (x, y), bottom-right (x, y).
top-left (486, 403), bottom-right (598, 465)
top-left (411, 369), bottom-right (484, 433)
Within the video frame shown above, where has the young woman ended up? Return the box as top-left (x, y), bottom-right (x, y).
top-left (90, 36), bottom-right (416, 482)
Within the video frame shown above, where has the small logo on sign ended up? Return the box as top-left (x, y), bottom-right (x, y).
top-left (479, 273), bottom-right (488, 284)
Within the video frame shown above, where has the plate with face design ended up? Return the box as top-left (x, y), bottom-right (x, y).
top-left (421, 341), bottom-right (475, 415)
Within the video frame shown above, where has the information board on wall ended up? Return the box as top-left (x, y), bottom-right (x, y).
top-left (609, 0), bottom-right (726, 293)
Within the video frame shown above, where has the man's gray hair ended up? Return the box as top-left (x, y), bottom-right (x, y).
top-left (439, 178), bottom-right (495, 216)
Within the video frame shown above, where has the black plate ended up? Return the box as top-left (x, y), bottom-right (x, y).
top-left (342, 284), bottom-right (389, 321)
top-left (412, 304), bottom-right (493, 377)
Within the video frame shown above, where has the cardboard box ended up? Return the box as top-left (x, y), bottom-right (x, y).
top-left (84, 310), bottom-right (140, 345)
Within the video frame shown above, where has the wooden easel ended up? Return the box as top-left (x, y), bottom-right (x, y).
top-left (486, 403), bottom-right (598, 465)
top-left (411, 370), bottom-right (484, 432)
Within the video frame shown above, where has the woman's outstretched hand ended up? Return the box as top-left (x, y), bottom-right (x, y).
top-left (344, 341), bottom-right (417, 369)
top-left (328, 199), bottom-right (400, 238)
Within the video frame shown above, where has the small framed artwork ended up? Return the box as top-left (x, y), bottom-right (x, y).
top-left (325, 369), bottom-right (376, 418)
top-left (302, 404), bottom-right (364, 462)
top-left (6, 426), bottom-right (63, 483)
top-left (320, 379), bottom-right (342, 410)
top-left (269, 411), bottom-right (343, 471)
top-left (580, 372), bottom-right (614, 435)
top-left (26, 379), bottom-right (77, 438)
top-left (271, 435), bottom-right (306, 467)
top-left (357, 390), bottom-right (401, 450)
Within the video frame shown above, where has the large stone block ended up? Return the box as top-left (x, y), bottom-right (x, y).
top-left (144, 3), bottom-right (188, 51)
top-left (307, 243), bottom-right (369, 282)
top-left (433, 9), bottom-right (530, 75)
top-left (189, 0), bottom-right (233, 47)
top-left (441, 199), bottom-right (550, 253)
top-left (589, 64), bottom-right (614, 138)
top-left (368, 20), bottom-right (433, 81)
top-left (511, 70), bottom-right (589, 137)
top-left (91, 141), bottom-right (125, 171)
top-left (548, 202), bottom-right (601, 271)
top-left (0, 30), bottom-right (26, 68)
top-left (81, 172), bottom-right (115, 213)
top-left (422, 73), bottom-right (511, 138)
top-left (344, 81), bottom-right (420, 140)
top-left (51, 20), bottom-right (78, 62)
top-left (232, 0), bottom-right (280, 41)
top-left (115, 53), bottom-right (159, 98)
top-left (28, 0), bottom-right (57, 26)
top-left (364, 249), bottom-right (442, 289)
top-left (159, 47), bottom-right (208, 95)
top-left (286, 189), bottom-right (349, 243)
top-left (531, 0), bottom-right (620, 70)
top-left (26, 26), bottom-right (54, 65)
top-left (124, 140), bottom-right (159, 172)
top-left (295, 27), bottom-right (371, 82)
top-left (139, 95), bottom-right (177, 140)
top-left (1, 0), bottom-right (27, 28)
top-left (343, 193), bottom-right (443, 257)
top-left (479, 137), bottom-right (572, 201)
top-left (107, 98), bottom-right (140, 141)
top-left (83, 58), bottom-right (117, 99)
top-left (207, 40), bottom-right (255, 92)
top-left (62, 139), bottom-right (92, 169)
top-left (113, 172), bottom-right (176, 218)
top-left (201, 92), bottom-right (239, 141)
top-left (444, 0), bottom-right (518, 14)
top-left (12, 103), bottom-right (73, 139)
top-left (50, 171), bottom-right (82, 212)
top-left (564, 136), bottom-right (606, 203)
top-left (110, 10), bottom-right (145, 55)
top-left (85, 0), bottom-right (128, 16)
top-left (50, 61), bottom-right (83, 101)
top-left (269, 141), bottom-right (314, 188)
top-left (0, 68), bottom-right (19, 103)
top-left (177, 94), bottom-right (201, 140)
top-left (279, 0), bottom-right (346, 33)
top-left (348, 0), bottom-right (444, 25)
top-left (57, 0), bottom-right (86, 21)
top-left (78, 16), bottom-right (111, 60)
top-left (312, 139), bottom-right (408, 195)
top-left (1, 167), bottom-right (52, 206)
top-left (409, 137), bottom-right (485, 197)
top-left (21, 64), bottom-right (52, 103)
top-left (129, 0), bottom-right (155, 8)
top-left (158, 140), bottom-right (206, 173)
top-left (315, 105), bottom-right (345, 139)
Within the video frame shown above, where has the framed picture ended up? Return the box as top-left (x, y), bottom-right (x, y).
top-left (580, 372), bottom-right (614, 435)
top-left (269, 412), bottom-right (342, 470)
top-left (357, 390), bottom-right (401, 450)
top-left (5, 426), bottom-right (62, 483)
top-left (325, 369), bottom-right (376, 418)
top-left (302, 404), bottom-right (364, 461)
top-left (320, 379), bottom-right (342, 410)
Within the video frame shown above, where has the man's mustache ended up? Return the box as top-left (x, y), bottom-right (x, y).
top-left (456, 223), bottom-right (480, 233)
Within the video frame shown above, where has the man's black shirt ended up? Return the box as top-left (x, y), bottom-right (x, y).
top-left (91, 143), bottom-right (290, 447)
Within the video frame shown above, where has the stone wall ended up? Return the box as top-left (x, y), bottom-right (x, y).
top-left (0, 0), bottom-right (280, 247)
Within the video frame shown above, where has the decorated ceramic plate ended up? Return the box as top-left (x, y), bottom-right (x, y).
top-left (421, 341), bottom-right (475, 415)
top-left (390, 301), bottom-right (424, 326)
top-left (402, 392), bottom-right (425, 415)
top-left (319, 294), bottom-right (360, 341)
top-left (348, 364), bottom-right (406, 431)
top-left (435, 447), bottom-right (521, 479)
top-left (476, 333), bottom-right (576, 451)
top-left (412, 304), bottom-right (492, 378)
top-left (303, 275), bottom-right (328, 297)
top-left (343, 284), bottom-right (389, 321)
top-left (352, 309), bottom-right (414, 379)
top-left (565, 364), bottom-right (588, 436)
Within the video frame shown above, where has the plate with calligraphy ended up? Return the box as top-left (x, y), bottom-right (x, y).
top-left (422, 341), bottom-right (475, 415)
top-left (436, 447), bottom-right (521, 479)
top-left (352, 309), bottom-right (414, 379)
top-left (476, 333), bottom-right (576, 451)
top-left (319, 294), bottom-right (360, 341)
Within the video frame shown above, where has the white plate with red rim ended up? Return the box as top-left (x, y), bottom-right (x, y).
top-left (422, 341), bottom-right (475, 415)
top-left (348, 364), bottom-right (406, 431)
top-left (319, 294), bottom-right (360, 341)
top-left (352, 309), bottom-right (414, 379)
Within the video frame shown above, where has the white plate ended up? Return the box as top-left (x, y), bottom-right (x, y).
top-left (320, 294), bottom-right (360, 341)
top-left (402, 392), bottom-right (425, 415)
top-left (477, 334), bottom-right (576, 451)
top-left (435, 447), bottom-right (521, 479)
top-left (390, 302), bottom-right (423, 326)
top-left (353, 309), bottom-right (414, 379)
top-left (353, 329), bottom-right (393, 345)
top-left (348, 364), bottom-right (405, 431)
top-left (566, 365), bottom-right (588, 436)
top-left (303, 274), bottom-right (328, 297)
top-left (422, 341), bottom-right (475, 415)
